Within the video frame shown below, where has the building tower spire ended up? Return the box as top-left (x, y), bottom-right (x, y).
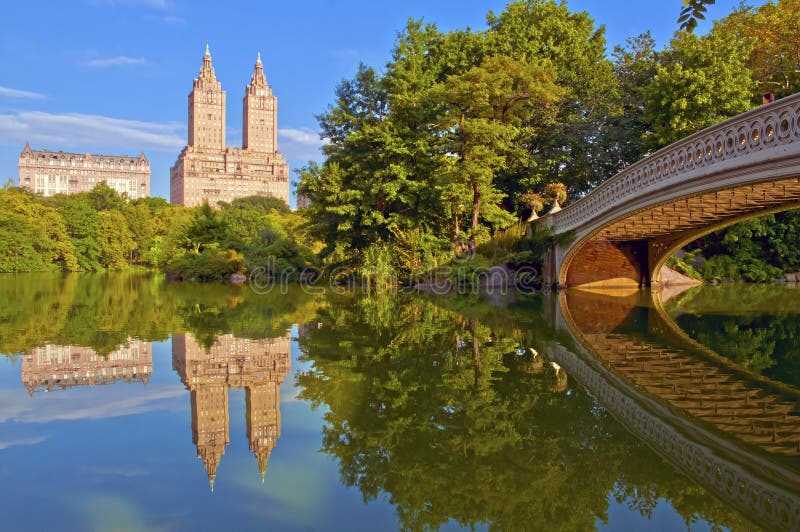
top-left (242, 51), bottom-right (274, 153)
top-left (198, 44), bottom-right (216, 82)
top-left (187, 43), bottom-right (226, 150)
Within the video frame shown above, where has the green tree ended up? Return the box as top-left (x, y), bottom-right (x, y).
top-left (605, 32), bottom-right (660, 168)
top-left (98, 210), bottom-right (136, 269)
top-left (180, 202), bottom-right (230, 253)
top-left (678, 0), bottom-right (716, 32)
top-left (710, 0), bottom-right (800, 98)
top-left (55, 196), bottom-right (103, 271)
top-left (0, 188), bottom-right (77, 272)
top-left (86, 181), bottom-right (126, 211)
top-left (431, 54), bottom-right (560, 245)
top-left (486, 0), bottom-right (619, 196)
top-left (643, 29), bottom-right (755, 147)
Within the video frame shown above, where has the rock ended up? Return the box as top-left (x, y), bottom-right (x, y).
top-left (230, 273), bottom-right (247, 285)
top-left (786, 272), bottom-right (799, 283)
top-left (660, 265), bottom-right (702, 287)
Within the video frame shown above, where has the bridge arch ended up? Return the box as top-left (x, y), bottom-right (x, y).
top-left (540, 93), bottom-right (800, 288)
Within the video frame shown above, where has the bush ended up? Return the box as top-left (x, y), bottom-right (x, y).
top-left (166, 246), bottom-right (244, 281)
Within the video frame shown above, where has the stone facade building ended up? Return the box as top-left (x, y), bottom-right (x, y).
top-left (170, 46), bottom-right (289, 207)
top-left (172, 331), bottom-right (291, 490)
top-left (18, 143), bottom-right (150, 198)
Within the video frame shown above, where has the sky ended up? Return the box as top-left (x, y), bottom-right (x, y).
top-left (0, 0), bottom-right (760, 206)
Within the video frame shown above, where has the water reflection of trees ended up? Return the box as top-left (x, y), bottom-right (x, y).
top-left (666, 285), bottom-right (800, 387)
top-left (296, 293), bottom-right (752, 531)
top-left (0, 273), bottom-right (320, 356)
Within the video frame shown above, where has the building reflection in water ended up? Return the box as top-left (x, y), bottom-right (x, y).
top-left (172, 332), bottom-right (291, 490)
top-left (21, 340), bottom-right (152, 396)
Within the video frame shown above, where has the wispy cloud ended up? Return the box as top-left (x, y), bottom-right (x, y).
top-left (278, 128), bottom-right (326, 161)
top-left (87, 0), bottom-right (171, 9)
top-left (85, 56), bottom-right (146, 68)
top-left (0, 435), bottom-right (47, 451)
top-left (0, 385), bottom-right (184, 424)
top-left (0, 111), bottom-right (184, 152)
top-left (85, 466), bottom-right (151, 478)
top-left (0, 86), bottom-right (46, 100)
top-left (162, 15), bottom-right (185, 24)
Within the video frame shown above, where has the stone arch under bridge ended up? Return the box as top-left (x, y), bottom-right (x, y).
top-left (539, 92), bottom-right (800, 288)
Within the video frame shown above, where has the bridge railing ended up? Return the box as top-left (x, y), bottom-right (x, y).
top-left (541, 92), bottom-right (800, 235)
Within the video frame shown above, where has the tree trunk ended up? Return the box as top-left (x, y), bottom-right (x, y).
top-left (471, 319), bottom-right (481, 388)
top-left (470, 182), bottom-right (480, 248)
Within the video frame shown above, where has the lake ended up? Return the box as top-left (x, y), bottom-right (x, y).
top-left (0, 273), bottom-right (797, 531)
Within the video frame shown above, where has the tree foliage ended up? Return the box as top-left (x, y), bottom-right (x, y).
top-left (0, 184), bottom-right (317, 279)
top-left (299, 1), bottom-right (616, 277)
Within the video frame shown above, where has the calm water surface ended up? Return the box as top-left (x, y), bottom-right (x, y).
top-left (0, 274), bottom-right (798, 531)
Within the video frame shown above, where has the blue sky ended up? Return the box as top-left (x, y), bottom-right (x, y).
top-left (0, 0), bottom-right (757, 205)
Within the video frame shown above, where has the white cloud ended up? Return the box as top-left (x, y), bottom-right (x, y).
top-left (0, 385), bottom-right (184, 424)
top-left (85, 56), bottom-right (146, 68)
top-left (278, 128), bottom-right (326, 161)
top-left (0, 111), bottom-right (184, 152)
top-left (0, 86), bottom-right (46, 100)
top-left (0, 435), bottom-right (47, 451)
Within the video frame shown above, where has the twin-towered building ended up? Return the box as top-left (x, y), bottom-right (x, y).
top-left (170, 46), bottom-right (290, 207)
top-left (172, 332), bottom-right (291, 490)
top-left (20, 331), bottom-right (291, 491)
top-left (17, 45), bottom-right (290, 207)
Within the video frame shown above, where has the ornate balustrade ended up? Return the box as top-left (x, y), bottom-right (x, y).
top-left (542, 93), bottom-right (800, 236)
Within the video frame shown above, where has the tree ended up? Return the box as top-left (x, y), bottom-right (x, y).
top-left (431, 54), bottom-right (560, 245)
top-left (0, 188), bottom-right (77, 272)
top-left (98, 210), bottom-right (136, 269)
top-left (55, 196), bottom-right (103, 271)
top-left (604, 32), bottom-right (660, 168)
top-left (87, 181), bottom-right (126, 211)
top-left (299, 2), bottom-right (612, 276)
top-left (643, 29), bottom-right (755, 147)
top-left (487, 0), bottom-right (619, 197)
top-left (678, 0), bottom-right (716, 32)
top-left (711, 0), bottom-right (800, 98)
top-left (180, 202), bottom-right (230, 253)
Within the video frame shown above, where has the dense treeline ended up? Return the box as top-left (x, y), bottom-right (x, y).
top-left (673, 212), bottom-right (800, 281)
top-left (0, 183), bottom-right (318, 280)
top-left (297, 0), bottom-right (800, 281)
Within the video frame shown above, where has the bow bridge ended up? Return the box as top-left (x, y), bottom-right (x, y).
top-left (539, 92), bottom-right (800, 288)
top-left (536, 288), bottom-right (800, 530)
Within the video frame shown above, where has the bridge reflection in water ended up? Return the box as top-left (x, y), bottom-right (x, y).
top-left (538, 288), bottom-right (800, 531)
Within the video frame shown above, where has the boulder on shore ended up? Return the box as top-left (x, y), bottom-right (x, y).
top-left (786, 272), bottom-right (798, 283)
top-left (230, 273), bottom-right (247, 285)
